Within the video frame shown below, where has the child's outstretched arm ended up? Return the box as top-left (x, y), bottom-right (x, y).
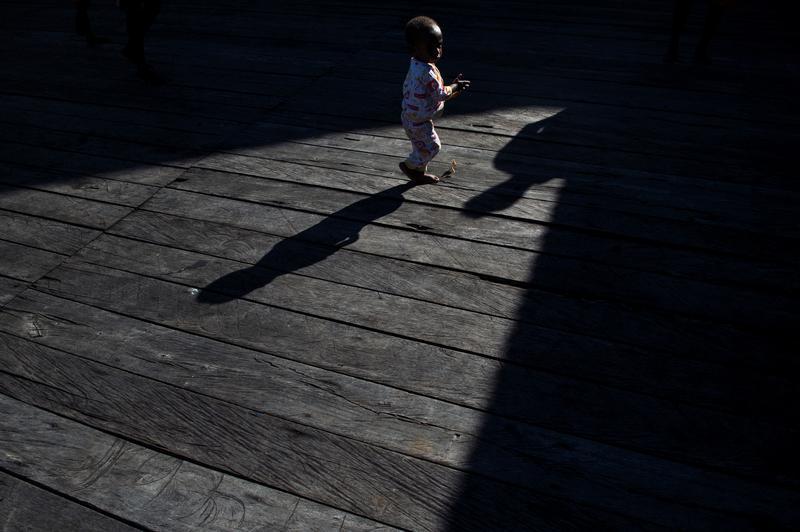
top-left (446, 73), bottom-right (471, 100)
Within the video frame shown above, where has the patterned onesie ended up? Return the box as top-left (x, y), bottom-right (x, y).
top-left (401, 57), bottom-right (453, 172)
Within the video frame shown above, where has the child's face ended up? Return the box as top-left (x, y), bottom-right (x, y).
top-left (415, 25), bottom-right (443, 63)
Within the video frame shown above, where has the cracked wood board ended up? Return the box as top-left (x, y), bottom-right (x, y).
top-left (109, 209), bottom-right (792, 370)
top-left (0, 184), bottom-right (132, 230)
top-left (71, 233), bottom-right (795, 418)
top-left (0, 209), bottom-right (101, 256)
top-left (0, 332), bottom-right (640, 531)
top-left (27, 259), bottom-right (800, 484)
top-left (0, 122), bottom-right (202, 170)
top-left (0, 240), bottom-right (65, 283)
top-left (0, 471), bottom-right (138, 532)
top-left (139, 187), bottom-right (798, 332)
top-left (213, 120), bottom-right (799, 235)
top-left (0, 162), bottom-right (159, 208)
top-left (2, 288), bottom-right (798, 529)
top-left (0, 275), bottom-right (28, 307)
top-left (0, 394), bottom-right (396, 532)
top-left (0, 143), bottom-right (187, 187)
top-left (174, 164), bottom-right (799, 292)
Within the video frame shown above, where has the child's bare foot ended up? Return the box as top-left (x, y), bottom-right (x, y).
top-left (399, 162), bottom-right (439, 184)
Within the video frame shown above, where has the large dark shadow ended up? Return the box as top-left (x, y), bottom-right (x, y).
top-left (443, 113), bottom-right (799, 529)
top-left (1, 1), bottom-right (799, 530)
top-left (196, 183), bottom-right (413, 304)
top-left (461, 115), bottom-right (562, 217)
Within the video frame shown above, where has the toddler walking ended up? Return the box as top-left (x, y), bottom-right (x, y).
top-left (400, 16), bottom-right (470, 184)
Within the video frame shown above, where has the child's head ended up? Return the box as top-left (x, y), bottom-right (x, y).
top-left (405, 16), bottom-right (443, 63)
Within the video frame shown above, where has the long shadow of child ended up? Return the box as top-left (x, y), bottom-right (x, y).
top-left (196, 183), bottom-right (414, 304)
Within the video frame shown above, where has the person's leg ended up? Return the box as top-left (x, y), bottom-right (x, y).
top-left (400, 121), bottom-right (440, 184)
top-left (122, 1), bottom-right (149, 65)
top-left (75, 0), bottom-right (91, 36)
top-left (141, 0), bottom-right (161, 33)
top-left (694, 0), bottom-right (724, 64)
top-left (121, 0), bottom-right (163, 83)
top-left (74, 0), bottom-right (109, 45)
top-left (665, 0), bottom-right (692, 63)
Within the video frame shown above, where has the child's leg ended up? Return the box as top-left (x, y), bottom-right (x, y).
top-left (665, 0), bottom-right (692, 62)
top-left (122, 0), bottom-right (161, 64)
top-left (403, 120), bottom-right (441, 173)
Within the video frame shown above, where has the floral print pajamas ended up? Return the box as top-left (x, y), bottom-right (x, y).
top-left (401, 57), bottom-right (452, 172)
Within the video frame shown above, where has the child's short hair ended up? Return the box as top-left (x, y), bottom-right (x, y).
top-left (405, 16), bottom-right (439, 50)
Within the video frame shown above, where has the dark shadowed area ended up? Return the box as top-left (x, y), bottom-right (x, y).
top-left (0, 1), bottom-right (798, 530)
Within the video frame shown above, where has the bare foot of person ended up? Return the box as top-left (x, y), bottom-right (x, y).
top-left (399, 162), bottom-right (439, 184)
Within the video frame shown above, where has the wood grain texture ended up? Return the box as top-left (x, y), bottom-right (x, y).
top-left (2, 0), bottom-right (798, 528)
top-left (140, 186), bottom-right (798, 333)
top-left (214, 114), bottom-right (799, 247)
top-left (0, 96), bottom-right (229, 149)
top-left (73, 233), bottom-right (797, 419)
top-left (0, 184), bottom-right (131, 229)
top-left (278, 79), bottom-right (790, 183)
top-left (0, 333), bottom-right (647, 531)
top-left (29, 259), bottom-right (800, 485)
top-left (0, 394), bottom-right (396, 532)
top-left (0, 122), bottom-right (202, 169)
top-left (176, 163), bottom-right (799, 294)
top-left (0, 276), bottom-right (27, 308)
top-left (109, 209), bottom-right (793, 371)
top-left (0, 162), bottom-right (159, 208)
top-left (0, 209), bottom-right (100, 255)
top-left (0, 472), bottom-right (139, 532)
top-left (243, 111), bottom-right (799, 216)
top-left (0, 142), bottom-right (186, 186)
top-left (2, 288), bottom-right (797, 529)
top-left (201, 140), bottom-right (794, 236)
top-left (0, 240), bottom-right (65, 283)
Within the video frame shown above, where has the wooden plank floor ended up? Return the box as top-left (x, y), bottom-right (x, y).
top-left (1, 0), bottom-right (799, 529)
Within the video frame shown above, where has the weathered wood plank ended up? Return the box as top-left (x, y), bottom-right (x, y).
top-left (0, 93), bottom-right (241, 138)
top-left (278, 79), bottom-right (794, 182)
top-left (0, 143), bottom-right (185, 186)
top-left (29, 260), bottom-right (800, 484)
top-left (17, 5), bottom-right (788, 131)
top-left (0, 26), bottom-right (344, 78)
top-left (0, 333), bottom-right (646, 531)
top-left (0, 184), bottom-right (131, 229)
top-left (76, 232), bottom-right (797, 419)
top-left (260, 101), bottom-right (792, 180)
top-left (0, 70), bottom-right (286, 122)
top-left (220, 121), bottom-right (800, 244)
top-left (177, 164), bottom-right (799, 294)
top-left (0, 122), bottom-right (202, 169)
top-left (346, 47), bottom-right (798, 106)
top-left (0, 47), bottom-right (310, 101)
top-left (6, 2), bottom-right (792, 85)
top-left (139, 187), bottom-right (798, 333)
top-left (0, 472), bottom-right (138, 532)
top-left (217, 116), bottom-right (799, 226)
top-left (0, 106), bottom-right (223, 152)
top-left (141, 185), bottom-right (534, 279)
top-left (0, 162), bottom-right (158, 208)
top-left (344, 51), bottom-right (800, 133)
top-left (111, 209), bottom-right (793, 371)
top-left (0, 275), bottom-right (27, 307)
top-left (0, 209), bottom-right (100, 255)
top-left (235, 118), bottom-right (800, 208)
top-left (0, 240), bottom-right (65, 283)
top-left (0, 394), bottom-right (397, 531)
top-left (3, 289), bottom-right (798, 529)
